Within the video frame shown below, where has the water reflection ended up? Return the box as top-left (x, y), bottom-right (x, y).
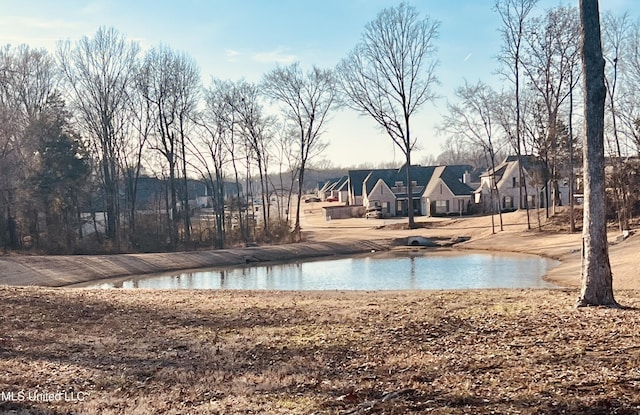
top-left (91, 251), bottom-right (559, 291)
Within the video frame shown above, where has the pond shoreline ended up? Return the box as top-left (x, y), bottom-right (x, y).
top-left (0, 240), bottom-right (397, 287)
top-left (0, 236), bottom-right (569, 289)
top-left (78, 248), bottom-right (558, 290)
top-left (3, 207), bottom-right (638, 290)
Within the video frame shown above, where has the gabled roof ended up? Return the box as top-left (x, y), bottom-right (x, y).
top-left (363, 168), bottom-right (398, 195)
top-left (441, 164), bottom-right (474, 181)
top-left (396, 164), bottom-right (436, 188)
top-left (336, 176), bottom-right (349, 192)
top-left (348, 169), bottom-right (373, 197)
top-left (441, 166), bottom-right (475, 196)
top-left (484, 162), bottom-right (509, 181)
top-left (361, 165), bottom-right (438, 198)
top-left (327, 176), bottom-right (348, 192)
top-left (424, 165), bottom-right (474, 197)
top-left (468, 167), bottom-right (485, 183)
top-left (423, 166), bottom-right (446, 197)
top-left (319, 176), bottom-right (347, 193)
top-left (387, 165), bottom-right (436, 198)
top-left (484, 155), bottom-right (547, 181)
top-left (351, 164), bottom-right (476, 199)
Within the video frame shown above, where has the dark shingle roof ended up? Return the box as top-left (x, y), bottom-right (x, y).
top-left (348, 170), bottom-right (374, 197)
top-left (319, 176), bottom-right (347, 193)
top-left (363, 169), bottom-right (398, 195)
top-left (485, 155), bottom-right (548, 182)
top-left (441, 166), bottom-right (474, 196)
top-left (352, 164), bottom-right (476, 200)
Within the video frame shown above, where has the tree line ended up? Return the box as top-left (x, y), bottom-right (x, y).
top-left (1, 1), bottom-right (638, 256)
top-left (0, 28), bottom-right (338, 253)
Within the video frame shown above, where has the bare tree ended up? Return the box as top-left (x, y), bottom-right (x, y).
top-left (521, 5), bottom-right (581, 216)
top-left (496, 0), bottom-right (538, 228)
top-left (617, 24), bottom-right (640, 159)
top-left (263, 63), bottom-right (335, 240)
top-left (567, 32), bottom-right (583, 233)
top-left (58, 27), bottom-right (140, 248)
top-left (602, 12), bottom-right (633, 231)
top-left (337, 3), bottom-right (439, 229)
top-left (269, 123), bottom-right (300, 223)
top-left (440, 80), bottom-right (504, 233)
top-left (226, 81), bottom-right (274, 237)
top-left (121, 71), bottom-right (154, 248)
top-left (435, 135), bottom-right (487, 168)
top-left (140, 46), bottom-right (200, 248)
top-left (2, 45), bottom-right (57, 121)
top-left (577, 0), bottom-right (617, 308)
top-left (194, 79), bottom-right (234, 248)
top-left (223, 109), bottom-right (250, 243)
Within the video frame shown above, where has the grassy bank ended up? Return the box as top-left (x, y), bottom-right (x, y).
top-left (1, 287), bottom-right (639, 414)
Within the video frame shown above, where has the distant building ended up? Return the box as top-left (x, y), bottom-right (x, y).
top-left (318, 176), bottom-right (349, 202)
top-left (347, 164), bottom-right (476, 217)
top-left (129, 176), bottom-right (242, 211)
top-left (475, 155), bottom-right (569, 212)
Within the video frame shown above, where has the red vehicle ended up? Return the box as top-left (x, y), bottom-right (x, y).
top-left (326, 196), bottom-right (338, 202)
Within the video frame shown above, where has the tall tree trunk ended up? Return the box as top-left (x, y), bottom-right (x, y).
top-left (405, 153), bottom-right (416, 229)
top-left (168, 163), bottom-right (178, 249)
top-left (489, 150), bottom-right (504, 232)
top-left (513, 8), bottom-right (531, 230)
top-left (180, 129), bottom-right (191, 246)
top-left (405, 115), bottom-right (417, 229)
top-left (577, 0), bottom-right (617, 307)
top-left (257, 157), bottom-right (269, 237)
top-left (293, 164), bottom-right (305, 242)
top-left (101, 155), bottom-right (118, 243)
top-left (569, 70), bottom-right (576, 233)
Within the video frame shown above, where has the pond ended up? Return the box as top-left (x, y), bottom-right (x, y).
top-left (89, 250), bottom-right (559, 290)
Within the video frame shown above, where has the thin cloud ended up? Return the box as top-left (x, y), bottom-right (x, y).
top-left (252, 47), bottom-right (296, 65)
top-left (81, 1), bottom-right (111, 16)
top-left (0, 16), bottom-right (82, 48)
top-left (0, 16), bottom-right (80, 30)
top-left (225, 49), bottom-right (241, 62)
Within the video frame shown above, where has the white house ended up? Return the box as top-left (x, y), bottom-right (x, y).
top-left (475, 155), bottom-right (569, 212)
top-left (423, 166), bottom-right (474, 216)
top-left (355, 164), bottom-right (475, 217)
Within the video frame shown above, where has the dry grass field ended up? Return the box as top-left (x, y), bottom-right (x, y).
top-left (1, 287), bottom-right (640, 414)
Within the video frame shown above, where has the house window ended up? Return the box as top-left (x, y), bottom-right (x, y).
top-left (512, 177), bottom-right (517, 188)
top-left (382, 201), bottom-right (390, 213)
top-left (503, 196), bottom-right (513, 209)
top-left (435, 200), bottom-right (449, 214)
top-left (440, 184), bottom-right (443, 194)
top-left (395, 181), bottom-right (403, 187)
top-left (380, 186), bottom-right (383, 194)
top-left (411, 180), bottom-right (417, 186)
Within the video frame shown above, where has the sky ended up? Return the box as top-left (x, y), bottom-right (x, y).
top-left (0, 0), bottom-right (637, 168)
